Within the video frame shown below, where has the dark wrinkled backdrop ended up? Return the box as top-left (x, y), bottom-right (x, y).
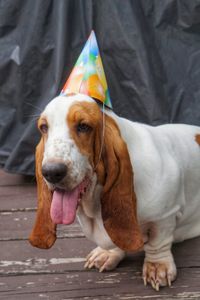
top-left (1, 0), bottom-right (200, 175)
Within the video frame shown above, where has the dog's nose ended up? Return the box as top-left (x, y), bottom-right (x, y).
top-left (42, 163), bottom-right (67, 184)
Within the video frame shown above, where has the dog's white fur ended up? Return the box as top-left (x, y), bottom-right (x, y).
top-left (41, 94), bottom-right (200, 290)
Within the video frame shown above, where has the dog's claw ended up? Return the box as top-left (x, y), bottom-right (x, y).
top-left (84, 247), bottom-right (124, 273)
top-left (85, 259), bottom-right (94, 269)
top-left (143, 260), bottom-right (176, 290)
top-left (99, 265), bottom-right (105, 273)
top-left (151, 279), bottom-right (156, 290)
top-left (88, 261), bottom-right (95, 269)
top-left (167, 275), bottom-right (172, 287)
top-left (155, 281), bottom-right (160, 291)
top-left (143, 276), bottom-right (147, 286)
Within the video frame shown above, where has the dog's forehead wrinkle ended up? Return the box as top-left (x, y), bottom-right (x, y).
top-left (43, 94), bottom-right (95, 118)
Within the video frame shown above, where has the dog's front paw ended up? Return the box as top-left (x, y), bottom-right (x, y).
top-left (84, 247), bottom-right (125, 272)
top-left (142, 259), bottom-right (177, 291)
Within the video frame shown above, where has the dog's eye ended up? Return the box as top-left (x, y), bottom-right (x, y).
top-left (77, 123), bottom-right (92, 133)
top-left (39, 123), bottom-right (48, 134)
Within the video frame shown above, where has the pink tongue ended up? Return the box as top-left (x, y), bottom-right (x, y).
top-left (50, 187), bottom-right (79, 225)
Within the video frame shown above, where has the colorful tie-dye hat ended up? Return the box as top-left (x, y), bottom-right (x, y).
top-left (61, 30), bottom-right (112, 109)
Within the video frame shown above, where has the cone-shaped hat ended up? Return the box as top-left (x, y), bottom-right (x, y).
top-left (61, 30), bottom-right (112, 109)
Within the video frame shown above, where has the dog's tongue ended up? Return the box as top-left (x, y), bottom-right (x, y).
top-left (50, 187), bottom-right (79, 225)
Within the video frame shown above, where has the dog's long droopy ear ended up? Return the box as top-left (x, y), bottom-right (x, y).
top-left (96, 115), bottom-right (143, 252)
top-left (29, 139), bottom-right (56, 249)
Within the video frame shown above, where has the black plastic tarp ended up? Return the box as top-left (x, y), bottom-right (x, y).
top-left (1, 0), bottom-right (200, 175)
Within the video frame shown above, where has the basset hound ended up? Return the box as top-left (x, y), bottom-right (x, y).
top-left (29, 93), bottom-right (200, 291)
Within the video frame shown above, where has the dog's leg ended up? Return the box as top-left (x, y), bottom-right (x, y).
top-left (143, 217), bottom-right (177, 291)
top-left (84, 247), bottom-right (125, 272)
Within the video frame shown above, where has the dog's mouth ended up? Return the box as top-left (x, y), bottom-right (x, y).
top-left (50, 177), bottom-right (90, 225)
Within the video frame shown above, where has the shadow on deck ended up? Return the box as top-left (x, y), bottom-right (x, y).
top-left (0, 170), bottom-right (200, 300)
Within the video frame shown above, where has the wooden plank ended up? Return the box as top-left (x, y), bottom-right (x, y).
top-left (0, 210), bottom-right (84, 240)
top-left (1, 267), bottom-right (200, 299)
top-left (0, 271), bottom-right (166, 298)
top-left (0, 170), bottom-right (35, 186)
top-left (0, 185), bottom-right (36, 211)
top-left (1, 235), bottom-right (200, 298)
top-left (173, 237), bottom-right (200, 268)
top-left (0, 238), bottom-right (96, 274)
top-left (0, 236), bottom-right (200, 276)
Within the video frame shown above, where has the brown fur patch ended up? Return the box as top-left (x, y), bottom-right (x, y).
top-left (195, 134), bottom-right (200, 145)
top-left (37, 117), bottom-right (47, 128)
top-left (67, 101), bottom-right (105, 183)
top-left (100, 114), bottom-right (143, 251)
top-left (29, 139), bottom-right (56, 249)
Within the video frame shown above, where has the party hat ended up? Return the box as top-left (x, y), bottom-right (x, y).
top-left (61, 30), bottom-right (112, 109)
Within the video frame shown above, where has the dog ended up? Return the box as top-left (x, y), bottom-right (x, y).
top-left (29, 93), bottom-right (200, 291)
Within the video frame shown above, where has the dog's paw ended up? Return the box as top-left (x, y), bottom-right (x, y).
top-left (84, 247), bottom-right (125, 272)
top-left (142, 259), bottom-right (177, 291)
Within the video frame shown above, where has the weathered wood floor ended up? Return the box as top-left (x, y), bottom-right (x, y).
top-left (1, 170), bottom-right (200, 300)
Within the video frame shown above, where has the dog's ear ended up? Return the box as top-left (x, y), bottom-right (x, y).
top-left (95, 115), bottom-right (143, 252)
top-left (29, 138), bottom-right (56, 249)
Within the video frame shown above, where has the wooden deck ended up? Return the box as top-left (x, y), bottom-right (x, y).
top-left (1, 170), bottom-right (200, 300)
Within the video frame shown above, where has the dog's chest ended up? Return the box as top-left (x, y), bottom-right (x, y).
top-left (77, 184), bottom-right (116, 250)
top-left (77, 207), bottom-right (116, 249)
